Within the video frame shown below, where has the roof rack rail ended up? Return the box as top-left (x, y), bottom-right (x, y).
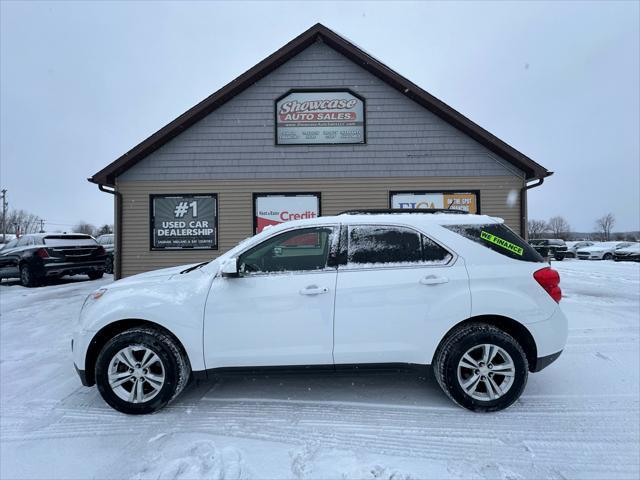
top-left (337, 208), bottom-right (469, 215)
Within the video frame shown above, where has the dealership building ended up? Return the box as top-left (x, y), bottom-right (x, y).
top-left (90, 24), bottom-right (552, 279)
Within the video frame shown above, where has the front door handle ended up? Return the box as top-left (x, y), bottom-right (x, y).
top-left (419, 275), bottom-right (449, 286)
top-left (299, 285), bottom-right (329, 295)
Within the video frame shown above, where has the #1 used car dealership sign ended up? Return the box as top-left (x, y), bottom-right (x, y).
top-left (276, 90), bottom-right (365, 144)
top-left (151, 194), bottom-right (217, 249)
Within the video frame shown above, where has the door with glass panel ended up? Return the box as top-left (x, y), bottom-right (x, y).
top-left (204, 225), bottom-right (338, 368)
top-left (333, 224), bottom-right (471, 365)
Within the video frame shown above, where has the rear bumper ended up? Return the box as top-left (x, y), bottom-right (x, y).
top-left (42, 260), bottom-right (105, 277)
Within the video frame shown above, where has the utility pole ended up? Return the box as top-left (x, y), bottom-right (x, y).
top-left (39, 219), bottom-right (45, 233)
top-left (1, 189), bottom-right (7, 243)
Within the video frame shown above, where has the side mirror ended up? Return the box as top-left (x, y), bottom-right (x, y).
top-left (221, 257), bottom-right (240, 278)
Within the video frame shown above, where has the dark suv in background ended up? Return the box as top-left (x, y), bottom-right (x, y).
top-left (0, 234), bottom-right (107, 287)
top-left (529, 239), bottom-right (568, 261)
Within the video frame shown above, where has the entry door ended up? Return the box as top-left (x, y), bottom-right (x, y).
top-left (204, 226), bottom-right (338, 368)
top-left (333, 224), bottom-right (471, 365)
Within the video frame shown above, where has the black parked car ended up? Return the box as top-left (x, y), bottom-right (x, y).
top-left (529, 239), bottom-right (568, 261)
top-left (0, 234), bottom-right (107, 287)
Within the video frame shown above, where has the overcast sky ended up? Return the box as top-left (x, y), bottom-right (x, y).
top-left (1, 0), bottom-right (638, 232)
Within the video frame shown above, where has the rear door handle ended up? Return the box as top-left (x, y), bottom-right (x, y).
top-left (299, 285), bottom-right (329, 295)
top-left (419, 275), bottom-right (449, 286)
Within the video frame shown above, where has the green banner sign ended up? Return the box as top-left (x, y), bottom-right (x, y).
top-left (480, 230), bottom-right (523, 256)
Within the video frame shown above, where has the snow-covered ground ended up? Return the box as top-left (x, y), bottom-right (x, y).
top-left (1, 260), bottom-right (639, 479)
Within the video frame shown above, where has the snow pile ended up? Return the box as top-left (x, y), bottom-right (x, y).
top-left (1, 261), bottom-right (639, 479)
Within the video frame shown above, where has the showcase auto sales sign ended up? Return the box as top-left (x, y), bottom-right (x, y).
top-left (276, 90), bottom-right (364, 144)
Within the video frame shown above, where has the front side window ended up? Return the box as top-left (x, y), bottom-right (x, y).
top-left (239, 226), bottom-right (336, 274)
top-left (346, 225), bottom-right (451, 267)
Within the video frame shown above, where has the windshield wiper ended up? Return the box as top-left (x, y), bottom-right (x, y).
top-left (180, 262), bottom-right (208, 274)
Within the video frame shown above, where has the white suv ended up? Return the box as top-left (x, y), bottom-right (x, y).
top-left (73, 211), bottom-right (567, 414)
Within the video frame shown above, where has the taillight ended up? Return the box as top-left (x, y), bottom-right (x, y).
top-left (35, 248), bottom-right (50, 259)
top-left (96, 246), bottom-right (106, 255)
top-left (534, 267), bottom-right (561, 303)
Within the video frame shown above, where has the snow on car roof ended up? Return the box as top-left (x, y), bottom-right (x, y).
top-left (257, 213), bottom-right (502, 235)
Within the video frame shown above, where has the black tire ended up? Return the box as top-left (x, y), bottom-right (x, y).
top-left (603, 253), bottom-right (613, 261)
top-left (433, 323), bottom-right (528, 412)
top-left (554, 254), bottom-right (565, 261)
top-left (88, 271), bottom-right (104, 280)
top-left (20, 264), bottom-right (41, 287)
top-left (104, 255), bottom-right (114, 274)
top-left (95, 327), bottom-right (191, 414)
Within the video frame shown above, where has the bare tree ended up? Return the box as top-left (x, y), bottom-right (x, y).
top-left (547, 216), bottom-right (571, 240)
top-left (527, 219), bottom-right (548, 239)
top-left (5, 209), bottom-right (41, 235)
top-left (74, 221), bottom-right (96, 236)
top-left (595, 213), bottom-right (615, 241)
top-left (94, 224), bottom-right (113, 236)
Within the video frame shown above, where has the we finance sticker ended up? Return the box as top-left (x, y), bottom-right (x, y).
top-left (480, 231), bottom-right (524, 256)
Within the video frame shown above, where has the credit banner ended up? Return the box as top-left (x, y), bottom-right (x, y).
top-left (391, 192), bottom-right (478, 213)
top-left (151, 194), bottom-right (217, 249)
top-left (255, 194), bottom-right (319, 234)
top-left (276, 90), bottom-right (364, 144)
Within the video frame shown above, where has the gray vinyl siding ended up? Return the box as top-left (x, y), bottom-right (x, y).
top-left (120, 41), bottom-right (523, 182)
top-left (117, 176), bottom-right (524, 277)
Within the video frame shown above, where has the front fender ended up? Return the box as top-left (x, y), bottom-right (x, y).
top-left (76, 270), bottom-right (213, 372)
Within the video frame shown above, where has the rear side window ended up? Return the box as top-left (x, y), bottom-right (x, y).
top-left (446, 224), bottom-right (544, 263)
top-left (347, 225), bottom-right (451, 267)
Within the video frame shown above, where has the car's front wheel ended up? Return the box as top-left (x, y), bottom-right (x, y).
top-left (433, 323), bottom-right (528, 412)
top-left (603, 253), bottom-right (613, 261)
top-left (95, 327), bottom-right (191, 414)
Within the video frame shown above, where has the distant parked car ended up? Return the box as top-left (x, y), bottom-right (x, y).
top-left (97, 234), bottom-right (115, 274)
top-left (613, 243), bottom-right (640, 262)
top-left (0, 233), bottom-right (107, 287)
top-left (529, 239), bottom-right (568, 261)
top-left (565, 241), bottom-right (594, 258)
top-left (576, 242), bottom-right (634, 261)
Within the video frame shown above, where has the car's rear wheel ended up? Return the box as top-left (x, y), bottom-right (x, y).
top-left (433, 323), bottom-right (528, 412)
top-left (88, 271), bottom-right (104, 280)
top-left (95, 327), bottom-right (190, 414)
top-left (20, 264), bottom-right (41, 287)
top-left (603, 253), bottom-right (613, 261)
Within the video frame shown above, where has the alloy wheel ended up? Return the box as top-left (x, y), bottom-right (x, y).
top-left (108, 345), bottom-right (165, 404)
top-left (457, 343), bottom-right (516, 401)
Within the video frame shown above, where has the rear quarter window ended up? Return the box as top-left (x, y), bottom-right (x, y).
top-left (446, 224), bottom-right (544, 263)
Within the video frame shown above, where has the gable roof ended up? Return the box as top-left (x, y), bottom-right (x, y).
top-left (89, 23), bottom-right (552, 186)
